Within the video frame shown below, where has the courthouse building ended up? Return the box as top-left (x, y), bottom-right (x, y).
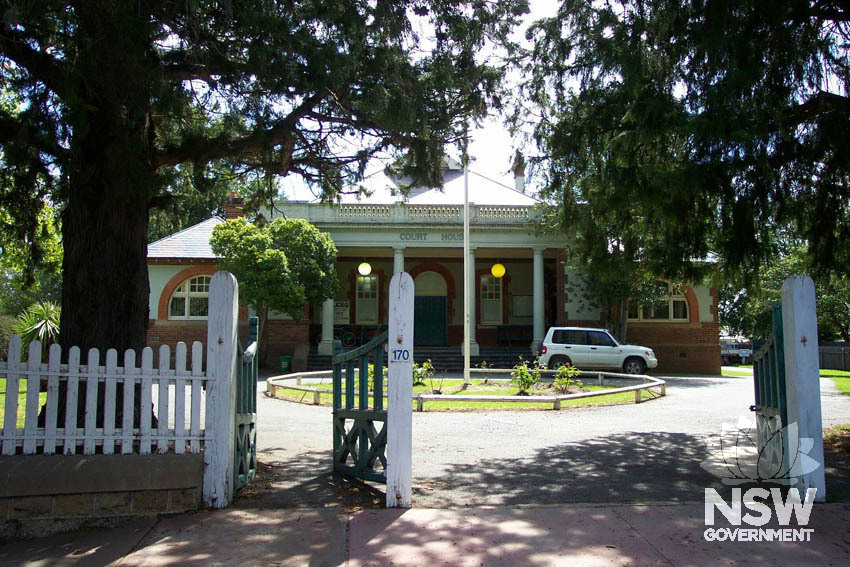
top-left (146, 159), bottom-right (721, 373)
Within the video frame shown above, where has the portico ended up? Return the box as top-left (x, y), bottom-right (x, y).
top-left (264, 163), bottom-right (562, 357)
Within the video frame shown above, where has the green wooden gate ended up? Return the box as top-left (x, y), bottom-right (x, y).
top-left (751, 303), bottom-right (790, 481)
top-left (234, 316), bottom-right (259, 492)
top-left (332, 330), bottom-right (389, 483)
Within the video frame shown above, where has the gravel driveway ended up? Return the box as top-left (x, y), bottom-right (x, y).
top-left (241, 374), bottom-right (850, 509)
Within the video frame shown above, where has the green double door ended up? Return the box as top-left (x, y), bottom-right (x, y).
top-left (414, 296), bottom-right (447, 346)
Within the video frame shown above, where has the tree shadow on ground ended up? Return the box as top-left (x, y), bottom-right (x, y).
top-left (415, 432), bottom-right (743, 507)
top-left (233, 449), bottom-right (384, 510)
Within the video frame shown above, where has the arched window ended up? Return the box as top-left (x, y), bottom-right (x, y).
top-left (627, 281), bottom-right (689, 322)
top-left (169, 275), bottom-right (211, 320)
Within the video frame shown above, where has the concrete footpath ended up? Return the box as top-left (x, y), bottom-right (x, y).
top-left (1, 502), bottom-right (849, 566)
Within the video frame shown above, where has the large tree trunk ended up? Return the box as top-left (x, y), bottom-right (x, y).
top-left (59, 2), bottom-right (155, 355)
top-left (49, 3), bottom-right (158, 432)
top-left (60, 183), bottom-right (151, 354)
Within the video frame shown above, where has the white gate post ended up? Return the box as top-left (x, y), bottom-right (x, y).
top-left (781, 275), bottom-right (826, 502)
top-left (386, 272), bottom-right (414, 508)
top-left (203, 271), bottom-right (240, 508)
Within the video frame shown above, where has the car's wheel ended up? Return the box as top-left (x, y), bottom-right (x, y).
top-left (623, 357), bottom-right (646, 375)
top-left (549, 356), bottom-right (571, 370)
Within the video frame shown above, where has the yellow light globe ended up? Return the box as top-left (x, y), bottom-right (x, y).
top-left (491, 263), bottom-right (506, 278)
top-left (358, 262), bottom-right (372, 276)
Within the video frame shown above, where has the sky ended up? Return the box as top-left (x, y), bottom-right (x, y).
top-left (283, 0), bottom-right (561, 201)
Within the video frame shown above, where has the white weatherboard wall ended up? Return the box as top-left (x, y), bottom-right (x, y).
top-left (781, 275), bottom-right (826, 502)
top-left (386, 272), bottom-right (414, 508)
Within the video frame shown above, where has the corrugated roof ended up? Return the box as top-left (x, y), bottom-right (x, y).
top-left (147, 217), bottom-right (223, 259)
top-left (323, 166), bottom-right (538, 207)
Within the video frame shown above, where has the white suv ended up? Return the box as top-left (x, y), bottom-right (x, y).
top-left (538, 327), bottom-right (658, 374)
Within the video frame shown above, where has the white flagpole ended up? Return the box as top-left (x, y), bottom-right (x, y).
top-left (463, 124), bottom-right (471, 384)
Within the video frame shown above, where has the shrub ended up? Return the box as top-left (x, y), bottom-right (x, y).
top-left (367, 362), bottom-right (388, 393)
top-left (413, 359), bottom-right (435, 386)
top-left (511, 356), bottom-right (540, 394)
top-left (554, 364), bottom-right (582, 393)
top-left (0, 314), bottom-right (16, 361)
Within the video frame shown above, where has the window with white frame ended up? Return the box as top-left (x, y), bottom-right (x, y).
top-left (169, 275), bottom-right (211, 320)
top-left (356, 275), bottom-right (379, 324)
top-left (627, 282), bottom-right (689, 322)
top-left (480, 275), bottom-right (502, 325)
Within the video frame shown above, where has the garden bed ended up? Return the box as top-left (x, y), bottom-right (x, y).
top-left (266, 373), bottom-right (665, 411)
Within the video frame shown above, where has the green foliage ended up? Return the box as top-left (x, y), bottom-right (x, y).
top-left (148, 162), bottom-right (240, 243)
top-left (520, 0), bottom-right (850, 281)
top-left (367, 363), bottom-right (388, 393)
top-left (510, 356), bottom-right (540, 394)
top-left (565, 266), bottom-right (674, 340)
top-left (553, 364), bottom-right (582, 394)
top-left (13, 302), bottom-right (60, 356)
top-left (720, 246), bottom-right (850, 342)
top-left (0, 0), bottom-right (529, 353)
top-left (0, 314), bottom-right (15, 361)
top-left (0, 204), bottom-right (63, 317)
top-left (413, 359), bottom-right (435, 386)
top-left (0, 267), bottom-right (62, 318)
top-left (211, 217), bottom-right (337, 364)
top-left (211, 217), bottom-right (338, 320)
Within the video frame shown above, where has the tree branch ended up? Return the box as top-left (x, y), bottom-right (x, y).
top-left (154, 91), bottom-right (327, 168)
top-left (0, 29), bottom-right (67, 98)
top-left (785, 91), bottom-right (850, 125)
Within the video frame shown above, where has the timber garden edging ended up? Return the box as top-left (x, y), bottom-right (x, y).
top-left (266, 369), bottom-right (666, 411)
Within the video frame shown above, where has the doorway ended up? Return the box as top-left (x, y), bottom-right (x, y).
top-left (413, 271), bottom-right (447, 346)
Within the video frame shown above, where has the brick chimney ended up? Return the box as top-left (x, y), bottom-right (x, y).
top-left (224, 192), bottom-right (244, 219)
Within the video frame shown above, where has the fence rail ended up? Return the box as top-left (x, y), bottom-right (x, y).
top-left (1, 336), bottom-right (208, 457)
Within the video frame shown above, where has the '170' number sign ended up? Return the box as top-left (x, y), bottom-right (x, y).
top-left (391, 349), bottom-right (410, 362)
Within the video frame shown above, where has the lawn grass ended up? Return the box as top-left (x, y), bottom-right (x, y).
top-left (0, 377), bottom-right (47, 428)
top-left (721, 364), bottom-right (850, 396)
top-left (271, 378), bottom-right (648, 411)
top-left (822, 369), bottom-right (850, 396)
top-left (721, 368), bottom-right (753, 377)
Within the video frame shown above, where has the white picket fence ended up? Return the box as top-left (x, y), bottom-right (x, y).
top-left (0, 271), bottom-right (244, 509)
top-left (1, 337), bottom-right (207, 456)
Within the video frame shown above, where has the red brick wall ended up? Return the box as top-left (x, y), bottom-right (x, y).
top-left (626, 322), bottom-right (721, 374)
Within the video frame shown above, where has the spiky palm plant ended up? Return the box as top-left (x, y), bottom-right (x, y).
top-left (13, 302), bottom-right (61, 357)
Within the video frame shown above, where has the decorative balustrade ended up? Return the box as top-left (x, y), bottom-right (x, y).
top-left (478, 206), bottom-right (530, 220)
top-left (337, 204), bottom-right (391, 217)
top-left (407, 205), bottom-right (462, 219)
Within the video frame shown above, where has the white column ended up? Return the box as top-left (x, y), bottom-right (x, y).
top-left (531, 248), bottom-right (545, 354)
top-left (464, 247), bottom-right (479, 356)
top-left (318, 297), bottom-right (336, 356)
top-left (393, 247), bottom-right (405, 275)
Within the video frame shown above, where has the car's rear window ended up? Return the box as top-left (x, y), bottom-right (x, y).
top-left (551, 330), bottom-right (587, 345)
